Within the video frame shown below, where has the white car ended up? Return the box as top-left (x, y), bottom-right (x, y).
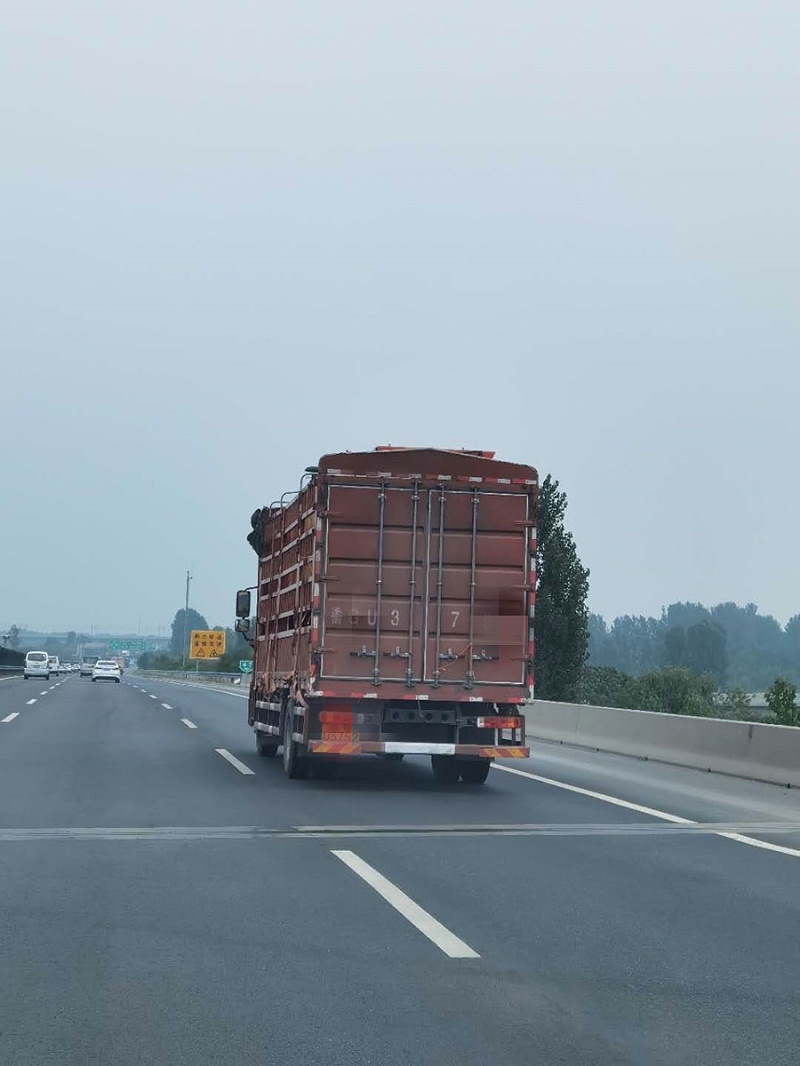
top-left (24, 651), bottom-right (50, 680)
top-left (92, 660), bottom-right (121, 683)
top-left (48, 656), bottom-right (60, 676)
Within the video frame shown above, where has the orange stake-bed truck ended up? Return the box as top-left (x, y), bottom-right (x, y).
top-left (235, 447), bottom-right (537, 784)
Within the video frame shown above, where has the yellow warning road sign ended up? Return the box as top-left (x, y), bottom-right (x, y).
top-left (189, 629), bottom-right (226, 659)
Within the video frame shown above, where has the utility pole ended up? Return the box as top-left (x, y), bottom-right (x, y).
top-left (181, 570), bottom-right (192, 671)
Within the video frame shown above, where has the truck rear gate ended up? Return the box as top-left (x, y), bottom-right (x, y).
top-left (240, 448), bottom-right (537, 783)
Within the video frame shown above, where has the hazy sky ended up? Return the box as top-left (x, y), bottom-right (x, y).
top-left (2, 1), bottom-right (798, 634)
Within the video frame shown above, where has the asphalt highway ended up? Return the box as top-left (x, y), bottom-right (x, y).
top-left (1, 673), bottom-right (799, 1065)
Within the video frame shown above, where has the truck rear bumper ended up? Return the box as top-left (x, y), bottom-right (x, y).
top-left (308, 740), bottom-right (529, 758)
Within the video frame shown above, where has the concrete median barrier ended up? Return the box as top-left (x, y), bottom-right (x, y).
top-left (527, 700), bottom-right (800, 788)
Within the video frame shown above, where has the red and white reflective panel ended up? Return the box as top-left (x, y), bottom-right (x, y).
top-left (308, 740), bottom-right (529, 758)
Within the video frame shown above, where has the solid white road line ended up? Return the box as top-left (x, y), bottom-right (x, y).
top-left (492, 764), bottom-right (800, 860)
top-left (181, 718), bottom-right (197, 729)
top-left (161, 703), bottom-right (173, 710)
top-left (138, 677), bottom-right (249, 700)
top-left (332, 849), bottom-right (480, 959)
top-left (215, 748), bottom-right (255, 775)
top-left (492, 765), bottom-right (692, 824)
top-left (714, 831), bottom-right (800, 859)
top-left (2, 713), bottom-right (19, 723)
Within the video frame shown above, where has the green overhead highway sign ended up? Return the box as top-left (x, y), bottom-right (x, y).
top-left (108, 639), bottom-right (144, 651)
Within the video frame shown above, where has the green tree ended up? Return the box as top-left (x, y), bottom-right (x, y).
top-left (139, 651), bottom-right (181, 671)
top-left (605, 615), bottom-right (664, 675)
top-left (785, 615), bottom-right (800, 668)
top-left (581, 666), bottom-right (639, 709)
top-left (216, 627), bottom-right (253, 673)
top-left (663, 626), bottom-right (688, 668)
top-left (716, 687), bottom-right (752, 720)
top-left (170, 607), bottom-right (210, 657)
top-left (587, 614), bottom-right (611, 665)
top-left (662, 602), bottom-right (710, 631)
top-left (663, 621), bottom-right (726, 682)
top-left (535, 475), bottom-right (590, 701)
top-left (634, 666), bottom-right (716, 716)
top-left (765, 676), bottom-right (799, 726)
top-left (588, 600), bottom-right (798, 691)
top-left (709, 602), bottom-right (786, 688)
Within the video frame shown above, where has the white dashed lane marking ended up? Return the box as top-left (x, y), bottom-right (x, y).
top-left (215, 749), bottom-right (255, 775)
top-left (181, 719), bottom-right (197, 729)
top-left (2, 713), bottom-right (19, 723)
top-left (332, 850), bottom-right (480, 959)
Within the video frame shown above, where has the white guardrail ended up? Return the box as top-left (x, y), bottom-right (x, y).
top-left (135, 670), bottom-right (249, 686)
top-left (527, 701), bottom-right (800, 788)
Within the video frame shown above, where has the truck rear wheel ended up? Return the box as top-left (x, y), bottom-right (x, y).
top-left (255, 732), bottom-right (279, 757)
top-left (459, 759), bottom-right (492, 785)
top-left (431, 755), bottom-right (460, 784)
top-left (283, 706), bottom-right (310, 780)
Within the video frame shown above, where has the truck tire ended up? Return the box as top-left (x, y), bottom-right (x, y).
top-left (431, 755), bottom-right (460, 784)
top-left (283, 705), bottom-right (309, 780)
top-left (459, 759), bottom-right (492, 785)
top-left (255, 732), bottom-right (279, 757)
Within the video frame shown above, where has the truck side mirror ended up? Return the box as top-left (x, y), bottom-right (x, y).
top-left (235, 589), bottom-right (251, 619)
top-left (235, 618), bottom-right (250, 634)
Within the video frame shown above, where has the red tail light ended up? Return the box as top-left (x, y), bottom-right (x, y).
top-left (476, 717), bottom-right (522, 729)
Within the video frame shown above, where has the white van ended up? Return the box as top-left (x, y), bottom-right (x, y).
top-left (24, 651), bottom-right (50, 680)
top-left (48, 656), bottom-right (60, 676)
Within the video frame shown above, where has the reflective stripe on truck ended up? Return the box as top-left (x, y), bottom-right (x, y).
top-left (308, 740), bottom-right (529, 757)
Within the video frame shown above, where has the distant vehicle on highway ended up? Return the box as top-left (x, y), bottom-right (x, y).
top-left (24, 651), bottom-right (50, 680)
top-left (91, 660), bottom-right (121, 683)
top-left (80, 657), bottom-right (99, 677)
top-left (48, 656), bottom-right (60, 676)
